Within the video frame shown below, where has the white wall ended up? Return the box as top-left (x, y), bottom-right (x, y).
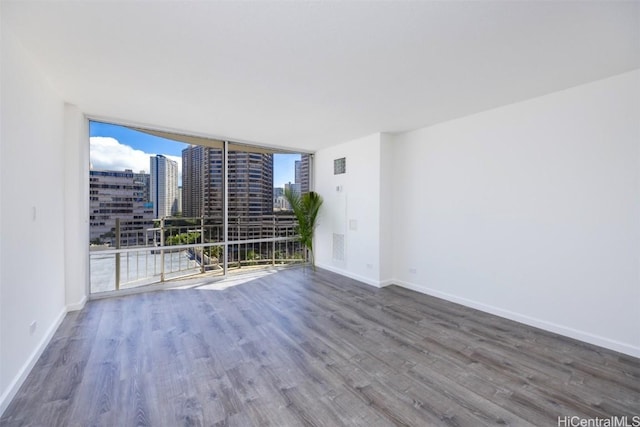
top-left (392, 70), bottom-right (640, 356)
top-left (379, 133), bottom-right (394, 285)
top-left (0, 1), bottom-right (4, 403)
top-left (64, 105), bottom-right (89, 310)
top-left (0, 27), bottom-right (68, 413)
top-left (315, 133), bottom-right (387, 286)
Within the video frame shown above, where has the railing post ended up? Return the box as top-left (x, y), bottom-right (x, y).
top-left (201, 215), bottom-right (206, 273)
top-left (115, 218), bottom-right (121, 290)
top-left (160, 217), bottom-right (165, 282)
top-left (237, 217), bottom-right (241, 269)
top-left (223, 141), bottom-right (228, 276)
top-left (272, 216), bottom-right (276, 266)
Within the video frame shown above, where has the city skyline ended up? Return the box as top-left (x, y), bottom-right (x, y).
top-left (89, 121), bottom-right (300, 188)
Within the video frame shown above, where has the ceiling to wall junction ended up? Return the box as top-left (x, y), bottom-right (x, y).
top-left (3, 1), bottom-right (639, 152)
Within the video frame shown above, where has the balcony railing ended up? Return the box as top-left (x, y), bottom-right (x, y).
top-left (89, 214), bottom-right (304, 293)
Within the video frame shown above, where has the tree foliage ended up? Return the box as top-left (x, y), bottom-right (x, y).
top-left (166, 232), bottom-right (201, 246)
top-left (284, 189), bottom-right (323, 268)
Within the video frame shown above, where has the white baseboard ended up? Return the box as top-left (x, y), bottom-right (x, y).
top-left (316, 263), bottom-right (389, 288)
top-left (393, 279), bottom-right (640, 359)
top-left (378, 279), bottom-right (394, 288)
top-left (66, 295), bottom-right (87, 312)
top-left (0, 307), bottom-right (67, 416)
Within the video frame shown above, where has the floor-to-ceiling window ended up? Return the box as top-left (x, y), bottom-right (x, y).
top-left (88, 120), bottom-right (311, 294)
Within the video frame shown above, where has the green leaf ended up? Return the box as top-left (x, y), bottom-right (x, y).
top-left (284, 189), bottom-right (323, 268)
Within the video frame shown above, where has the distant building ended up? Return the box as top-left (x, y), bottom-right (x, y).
top-left (89, 169), bottom-right (154, 245)
top-left (295, 160), bottom-right (301, 186)
top-left (182, 145), bottom-right (207, 217)
top-left (274, 195), bottom-right (289, 210)
top-left (297, 154), bottom-right (310, 194)
top-left (280, 182), bottom-right (301, 211)
top-left (228, 150), bottom-right (273, 218)
top-left (182, 146), bottom-right (273, 221)
top-left (274, 187), bottom-right (284, 199)
top-left (133, 171), bottom-right (150, 202)
top-left (273, 187), bottom-right (284, 209)
top-left (285, 181), bottom-right (301, 197)
top-left (150, 155), bottom-right (179, 218)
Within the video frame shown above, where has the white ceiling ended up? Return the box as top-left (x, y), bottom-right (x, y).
top-left (3, 1), bottom-right (639, 151)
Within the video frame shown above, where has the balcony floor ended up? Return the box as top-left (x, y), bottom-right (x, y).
top-left (2, 267), bottom-right (639, 426)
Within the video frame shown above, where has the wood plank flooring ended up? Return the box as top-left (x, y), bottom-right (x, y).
top-left (2, 267), bottom-right (639, 426)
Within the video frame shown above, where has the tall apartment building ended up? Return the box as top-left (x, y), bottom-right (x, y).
top-left (133, 171), bottom-right (150, 202)
top-left (182, 146), bottom-right (273, 218)
top-left (228, 150), bottom-right (273, 217)
top-left (297, 154), bottom-right (311, 194)
top-left (89, 169), bottom-right (154, 245)
top-left (182, 146), bottom-right (273, 241)
top-left (182, 145), bottom-right (209, 217)
top-left (275, 153), bottom-right (310, 211)
top-left (295, 160), bottom-right (301, 186)
top-left (150, 154), bottom-right (179, 218)
top-left (177, 187), bottom-right (183, 214)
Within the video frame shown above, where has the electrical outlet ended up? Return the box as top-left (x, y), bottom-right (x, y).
top-left (409, 268), bottom-right (417, 274)
top-left (366, 263), bottom-right (373, 269)
top-left (29, 321), bottom-right (37, 335)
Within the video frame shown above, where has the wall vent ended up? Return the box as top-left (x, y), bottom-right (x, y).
top-left (334, 157), bottom-right (346, 175)
top-left (332, 233), bottom-right (345, 261)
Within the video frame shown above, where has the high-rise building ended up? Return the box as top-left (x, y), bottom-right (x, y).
top-left (273, 187), bottom-right (284, 201)
top-left (182, 145), bottom-right (206, 217)
top-left (150, 155), bottom-right (179, 218)
top-left (228, 150), bottom-right (273, 217)
top-left (273, 187), bottom-right (285, 211)
top-left (133, 171), bottom-right (150, 202)
top-left (182, 146), bottom-right (273, 241)
top-left (89, 169), bottom-right (154, 245)
top-left (182, 145), bottom-right (222, 218)
top-left (285, 181), bottom-right (301, 197)
top-left (296, 154), bottom-right (311, 194)
top-left (181, 146), bottom-right (273, 219)
top-left (295, 160), bottom-right (301, 185)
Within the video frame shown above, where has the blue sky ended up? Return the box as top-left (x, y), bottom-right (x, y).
top-left (90, 121), bottom-right (188, 157)
top-left (89, 121), bottom-right (299, 188)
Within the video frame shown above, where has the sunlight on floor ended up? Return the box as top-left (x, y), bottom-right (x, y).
top-left (171, 267), bottom-right (283, 291)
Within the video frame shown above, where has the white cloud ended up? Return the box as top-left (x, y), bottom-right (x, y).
top-left (90, 137), bottom-right (182, 182)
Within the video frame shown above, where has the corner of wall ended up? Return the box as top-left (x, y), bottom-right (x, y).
top-left (1, 25), bottom-right (70, 416)
top-left (314, 133), bottom-right (384, 285)
top-left (0, 5), bottom-right (4, 410)
top-left (378, 133), bottom-right (395, 283)
top-left (66, 296), bottom-right (87, 313)
top-left (316, 263), bottom-right (387, 288)
top-left (0, 307), bottom-right (67, 417)
top-left (63, 105), bottom-right (89, 309)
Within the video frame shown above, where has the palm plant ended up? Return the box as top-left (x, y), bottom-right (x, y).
top-left (284, 189), bottom-right (323, 269)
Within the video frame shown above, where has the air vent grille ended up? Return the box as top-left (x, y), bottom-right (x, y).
top-left (332, 233), bottom-right (345, 261)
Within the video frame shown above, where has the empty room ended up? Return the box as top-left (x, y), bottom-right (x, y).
top-left (1, 1), bottom-right (639, 426)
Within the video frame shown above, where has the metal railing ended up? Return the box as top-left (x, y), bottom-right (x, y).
top-left (89, 214), bottom-right (304, 293)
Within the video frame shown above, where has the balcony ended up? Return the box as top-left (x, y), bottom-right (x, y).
top-left (90, 214), bottom-right (305, 294)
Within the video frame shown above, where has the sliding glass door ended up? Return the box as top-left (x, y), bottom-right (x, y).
top-left (88, 121), bottom-right (311, 295)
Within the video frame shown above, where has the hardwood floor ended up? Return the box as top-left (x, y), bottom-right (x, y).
top-left (2, 267), bottom-right (639, 426)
